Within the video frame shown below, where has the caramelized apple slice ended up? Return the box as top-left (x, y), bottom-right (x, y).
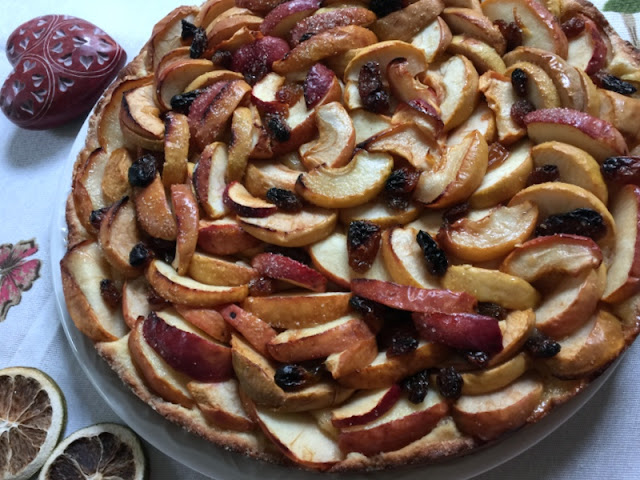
top-left (289, 7), bottom-right (376, 47)
top-left (441, 7), bottom-right (506, 54)
top-left (251, 252), bottom-right (327, 292)
top-left (72, 148), bottom-right (109, 233)
top-left (187, 379), bottom-right (255, 431)
top-left (299, 102), bottom-right (355, 169)
top-left (325, 336), bottom-right (378, 379)
top-left (219, 304), bottom-right (277, 357)
top-left (155, 58), bottom-right (214, 111)
top-left (330, 385), bottom-right (401, 428)
top-left (193, 142), bottom-right (229, 220)
top-left (224, 181), bottom-right (278, 218)
top-left (197, 217), bottom-right (262, 256)
top-left (162, 112), bottom-right (190, 188)
top-left (371, 0), bottom-right (444, 42)
top-left (174, 304), bottom-right (231, 343)
top-left (478, 71), bottom-right (526, 145)
top-left (489, 309), bottom-right (536, 366)
top-left (461, 353), bottom-right (531, 395)
top-left (171, 184), bottom-right (199, 275)
top-left (148, 6), bottom-right (198, 70)
top-left (120, 83), bottom-right (165, 151)
top-left (188, 251), bottom-right (257, 286)
top-left (122, 277), bottom-right (152, 330)
top-left (101, 148), bottom-right (133, 204)
top-left (448, 35), bottom-right (506, 74)
top-left (133, 175), bottom-right (178, 241)
top-left (244, 161), bottom-right (301, 198)
top-left (98, 197), bottom-right (143, 278)
top-left (260, 0), bottom-right (320, 37)
top-left (362, 124), bottom-right (438, 171)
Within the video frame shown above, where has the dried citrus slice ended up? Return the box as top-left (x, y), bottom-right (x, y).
top-left (0, 367), bottom-right (66, 480)
top-left (38, 423), bottom-right (146, 480)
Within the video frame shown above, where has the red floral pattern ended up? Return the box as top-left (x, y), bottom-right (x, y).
top-left (0, 239), bottom-right (41, 322)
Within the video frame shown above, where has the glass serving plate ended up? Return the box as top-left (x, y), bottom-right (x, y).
top-left (50, 115), bottom-right (619, 480)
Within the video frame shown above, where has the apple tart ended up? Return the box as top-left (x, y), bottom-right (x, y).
top-left (61, 0), bottom-right (640, 472)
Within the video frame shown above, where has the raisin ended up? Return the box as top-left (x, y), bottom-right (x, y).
top-left (525, 329), bottom-right (561, 358)
top-left (510, 99), bottom-right (535, 128)
top-left (128, 154), bottom-right (157, 187)
top-left (170, 89), bottom-right (202, 114)
top-left (265, 114), bottom-right (291, 142)
top-left (349, 295), bottom-right (389, 325)
top-left (211, 49), bottom-right (233, 69)
top-left (181, 19), bottom-right (198, 39)
top-left (387, 328), bottom-right (419, 357)
top-left (591, 70), bottom-right (637, 96)
top-left (526, 164), bottom-right (560, 186)
top-left (511, 68), bottom-right (528, 97)
top-left (266, 188), bottom-right (303, 212)
top-left (369, 0), bottom-right (403, 17)
top-left (561, 16), bottom-right (585, 38)
top-left (384, 167), bottom-right (420, 210)
top-left (462, 351), bottom-right (490, 368)
top-left (89, 206), bottom-right (110, 230)
top-left (100, 279), bottom-right (121, 309)
top-left (248, 276), bottom-right (276, 296)
top-left (347, 221), bottom-right (382, 273)
top-left (147, 237), bottom-right (176, 264)
top-left (601, 156), bottom-right (640, 185)
top-left (477, 302), bottom-right (507, 321)
top-left (416, 230), bottom-right (448, 276)
top-left (274, 363), bottom-right (326, 391)
top-left (299, 32), bottom-right (316, 43)
top-left (535, 208), bottom-right (606, 240)
top-left (401, 369), bottom-right (430, 404)
top-left (129, 242), bottom-right (153, 267)
top-left (495, 19), bottom-right (523, 52)
top-left (358, 61), bottom-right (390, 114)
top-left (436, 366), bottom-right (463, 399)
top-left (190, 27), bottom-right (208, 59)
top-left (487, 142), bottom-right (510, 170)
top-left (443, 202), bottom-right (470, 225)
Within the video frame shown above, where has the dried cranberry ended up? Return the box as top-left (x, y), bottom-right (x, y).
top-left (510, 99), bottom-right (535, 128)
top-left (561, 16), bottom-right (586, 38)
top-left (181, 19), bottom-right (198, 39)
top-left (89, 206), bottom-right (110, 230)
top-left (476, 302), bottom-right (507, 321)
top-left (265, 114), bottom-right (291, 142)
top-left (211, 49), bottom-right (233, 69)
top-left (129, 242), bottom-right (153, 267)
top-left (189, 27), bottom-right (208, 59)
top-left (385, 167), bottom-right (420, 210)
top-left (535, 208), bottom-right (606, 240)
top-left (128, 154), bottom-right (157, 187)
top-left (347, 221), bottom-right (382, 273)
top-left (387, 328), bottom-right (419, 357)
top-left (601, 156), bottom-right (640, 185)
top-left (266, 187), bottom-right (303, 212)
top-left (369, 0), bottom-right (403, 17)
top-left (100, 279), bottom-right (121, 309)
top-left (401, 369), bottom-right (430, 404)
top-left (462, 351), bottom-right (490, 368)
top-left (358, 61), bottom-right (390, 114)
top-left (248, 276), bottom-right (276, 296)
top-left (526, 164), bottom-right (560, 186)
top-left (436, 366), bottom-right (463, 399)
top-left (416, 230), bottom-right (448, 277)
top-left (495, 19), bottom-right (523, 52)
top-left (443, 203), bottom-right (470, 225)
top-left (170, 89), bottom-right (203, 114)
top-left (511, 68), bottom-right (528, 97)
top-left (591, 70), bottom-right (637, 96)
top-left (525, 329), bottom-right (561, 358)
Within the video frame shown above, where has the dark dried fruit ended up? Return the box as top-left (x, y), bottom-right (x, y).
top-left (443, 202), bottom-right (470, 225)
top-left (387, 329), bottom-right (419, 357)
top-left (535, 208), bottom-right (606, 240)
top-left (129, 242), bottom-right (153, 267)
top-left (510, 99), bottom-right (535, 128)
top-left (181, 19), bottom-right (198, 39)
top-left (265, 114), bottom-right (291, 142)
top-left (476, 302), bottom-right (507, 321)
top-left (211, 49), bottom-right (233, 69)
top-left (525, 329), bottom-right (561, 358)
top-left (601, 156), bottom-right (640, 185)
top-left (494, 19), bottom-right (523, 52)
top-left (358, 61), bottom-right (390, 114)
top-left (384, 167), bottom-right (420, 210)
top-left (369, 0), bottom-right (403, 17)
top-left (170, 89), bottom-right (203, 114)
top-left (436, 366), bottom-right (463, 399)
top-left (349, 295), bottom-right (389, 323)
top-left (100, 279), bottom-right (121, 309)
top-left (89, 206), bottom-right (110, 230)
top-left (147, 237), bottom-right (176, 264)
top-left (347, 221), bottom-right (382, 273)
top-left (487, 142), bottom-right (510, 170)
top-left (401, 369), bottom-right (430, 404)
top-left (511, 68), bottom-right (528, 97)
top-left (128, 154), bottom-right (157, 187)
top-left (526, 164), bottom-right (560, 186)
top-left (274, 363), bottom-right (326, 391)
top-left (299, 32), bottom-right (316, 43)
top-left (561, 16), bottom-right (585, 38)
top-left (248, 276), bottom-right (276, 296)
top-left (416, 230), bottom-right (448, 276)
top-left (462, 351), bottom-right (490, 368)
top-left (266, 187), bottom-right (303, 212)
top-left (591, 70), bottom-right (637, 96)
top-left (190, 27), bottom-right (208, 59)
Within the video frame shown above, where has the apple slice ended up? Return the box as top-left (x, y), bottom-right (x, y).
top-left (133, 174), bottom-right (178, 241)
top-left (197, 217), bottom-right (262, 256)
top-left (296, 150), bottom-right (393, 209)
top-left (460, 353), bottom-right (531, 395)
top-left (338, 390), bottom-right (449, 456)
top-left (303, 62), bottom-right (342, 109)
top-left (566, 15), bottom-right (607, 75)
top-left (371, 0), bottom-right (444, 42)
top-left (244, 161), bottom-right (301, 198)
top-left (161, 112), bottom-right (190, 188)
top-left (448, 35), bottom-right (506, 74)
top-left (452, 374), bottom-right (543, 441)
top-left (223, 181), bottom-right (278, 218)
top-left (351, 279), bottom-right (477, 314)
top-left (411, 16), bottom-right (452, 63)
top-left (98, 197), bottom-right (143, 278)
top-left (61, 241), bottom-right (127, 342)
top-left (251, 252), bottom-right (327, 292)
top-left (170, 184), bottom-right (199, 276)
top-left (469, 140), bottom-right (533, 208)
top-left (535, 266), bottom-right (606, 339)
top-left (149, 6), bottom-right (198, 70)
top-left (193, 142), bottom-right (229, 220)
top-left (188, 252), bottom-right (257, 286)
top-left (231, 335), bottom-right (352, 412)
top-left (504, 62), bottom-right (561, 110)
top-left (219, 304), bottom-right (277, 357)
top-left (414, 130), bottom-right (488, 208)
top-left (184, 70), bottom-right (245, 93)
top-left (230, 35), bottom-right (290, 85)
top-left (260, 0), bottom-right (320, 37)
top-left (174, 304), bottom-right (231, 343)
top-left (442, 264), bottom-right (539, 310)
top-left (362, 124), bottom-right (437, 171)
top-left (598, 90), bottom-right (640, 148)
top-left (531, 141), bottom-right (607, 204)
top-left (72, 148), bottom-right (110, 233)
top-left (188, 379), bottom-right (254, 431)
top-left (155, 58), bottom-right (214, 111)
top-left (250, 72), bottom-right (286, 114)
top-left (447, 100), bottom-right (496, 145)
top-left (441, 7), bottom-right (506, 54)
top-left (195, 0), bottom-right (236, 27)
top-left (205, 13), bottom-right (263, 51)
top-left (478, 71), bottom-right (526, 145)
top-left (324, 336), bottom-right (378, 379)
top-left (524, 108), bottom-right (628, 162)
top-left (350, 109), bottom-right (393, 144)
top-left (122, 277), bottom-right (152, 330)
top-left (225, 107), bottom-right (253, 183)
top-left (242, 292), bottom-right (352, 328)
top-left (340, 199), bottom-right (422, 229)
top-left (390, 100), bottom-right (443, 141)
top-left (331, 385), bottom-right (401, 428)
top-left (119, 83), bottom-right (165, 151)
top-left (299, 102), bottom-right (355, 169)
top-left (289, 7), bottom-right (376, 47)
top-left (266, 315), bottom-right (374, 363)
top-left (146, 259), bottom-right (248, 307)
top-left (489, 309), bottom-right (536, 366)
top-left (101, 148), bottom-right (133, 204)
top-left (437, 202), bottom-right (539, 262)
top-left (238, 206), bottom-right (337, 247)
top-left (544, 309), bottom-right (625, 379)
top-left (602, 185), bottom-right (640, 303)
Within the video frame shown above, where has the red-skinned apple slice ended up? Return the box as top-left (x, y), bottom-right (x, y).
top-left (566, 15), bottom-right (607, 75)
top-left (303, 63), bottom-right (342, 109)
top-left (411, 16), bottom-right (453, 63)
top-left (230, 36), bottom-right (291, 85)
top-left (260, 0), bottom-right (321, 37)
top-left (489, 309), bottom-right (535, 366)
top-left (219, 303), bottom-right (277, 357)
top-left (226, 106), bottom-right (253, 183)
top-left (251, 252), bottom-right (327, 292)
top-left (350, 279), bottom-right (477, 314)
top-left (197, 217), bottom-right (262, 256)
top-left (170, 184), bottom-right (199, 275)
top-left (330, 385), bottom-right (401, 428)
top-left (251, 72), bottom-right (287, 114)
top-left (370, 0), bottom-right (444, 42)
top-left (174, 304), bottom-right (231, 343)
top-left (193, 142), bottom-right (229, 219)
top-left (391, 100), bottom-right (443, 141)
top-left (223, 181), bottom-right (278, 218)
top-left (289, 7), bottom-right (376, 47)
top-left (187, 379), bottom-right (255, 431)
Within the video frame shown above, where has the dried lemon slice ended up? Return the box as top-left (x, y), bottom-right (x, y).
top-left (0, 367), bottom-right (66, 480)
top-left (38, 423), bottom-right (146, 480)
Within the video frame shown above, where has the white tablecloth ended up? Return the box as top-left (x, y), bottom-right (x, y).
top-left (1, 1), bottom-right (639, 479)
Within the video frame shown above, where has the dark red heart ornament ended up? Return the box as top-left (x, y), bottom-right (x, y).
top-left (1, 15), bottom-right (126, 129)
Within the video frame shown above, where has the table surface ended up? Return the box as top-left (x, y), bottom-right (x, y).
top-left (1, 1), bottom-right (640, 479)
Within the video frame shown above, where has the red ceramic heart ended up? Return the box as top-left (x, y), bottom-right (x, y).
top-left (1, 15), bottom-right (126, 129)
